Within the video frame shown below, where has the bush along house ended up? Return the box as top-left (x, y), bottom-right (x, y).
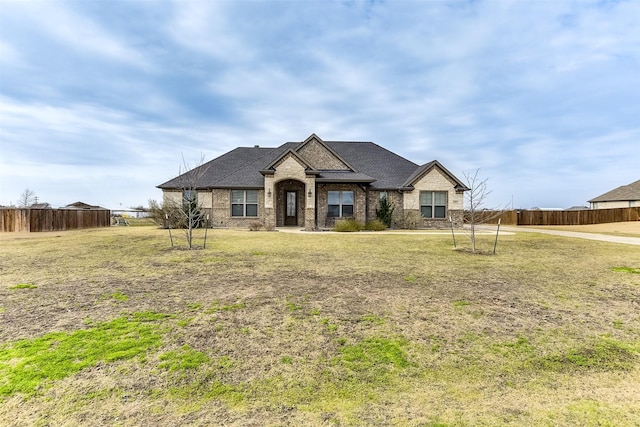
top-left (157, 134), bottom-right (469, 230)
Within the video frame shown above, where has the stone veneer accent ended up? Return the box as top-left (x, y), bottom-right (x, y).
top-left (297, 138), bottom-right (349, 170)
top-left (403, 167), bottom-right (465, 228)
top-left (266, 154), bottom-right (317, 230)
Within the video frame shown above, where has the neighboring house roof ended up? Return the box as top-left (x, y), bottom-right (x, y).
top-left (65, 201), bottom-right (106, 209)
top-left (157, 135), bottom-right (469, 191)
top-left (588, 179), bottom-right (640, 202)
top-left (565, 206), bottom-right (589, 211)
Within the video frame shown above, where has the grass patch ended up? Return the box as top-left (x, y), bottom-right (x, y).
top-left (111, 292), bottom-right (129, 302)
top-left (10, 283), bottom-right (37, 290)
top-left (337, 336), bottom-right (410, 372)
top-left (534, 337), bottom-right (638, 372)
top-left (205, 300), bottom-right (247, 313)
top-left (158, 345), bottom-right (210, 371)
top-left (0, 313), bottom-right (166, 397)
top-left (453, 299), bottom-right (471, 308)
top-left (612, 266), bottom-right (640, 274)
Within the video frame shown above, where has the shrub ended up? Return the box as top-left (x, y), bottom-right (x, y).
top-left (333, 218), bottom-right (364, 232)
top-left (364, 219), bottom-right (387, 231)
top-left (249, 221), bottom-right (263, 231)
top-left (375, 197), bottom-right (395, 228)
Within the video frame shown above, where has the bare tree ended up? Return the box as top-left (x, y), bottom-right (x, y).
top-left (462, 169), bottom-right (505, 253)
top-left (17, 189), bottom-right (36, 207)
top-left (165, 154), bottom-right (210, 249)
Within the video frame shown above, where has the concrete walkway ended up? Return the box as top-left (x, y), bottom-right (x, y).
top-left (478, 225), bottom-right (640, 246)
top-left (278, 225), bottom-right (640, 246)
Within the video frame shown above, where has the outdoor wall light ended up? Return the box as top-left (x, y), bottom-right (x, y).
top-left (308, 190), bottom-right (313, 198)
top-left (267, 189), bottom-right (272, 197)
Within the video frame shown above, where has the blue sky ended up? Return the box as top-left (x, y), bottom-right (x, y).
top-left (1, 0), bottom-right (638, 210)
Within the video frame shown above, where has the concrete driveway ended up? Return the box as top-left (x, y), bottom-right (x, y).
top-left (479, 225), bottom-right (640, 246)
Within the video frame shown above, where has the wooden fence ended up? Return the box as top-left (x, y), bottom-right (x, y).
top-left (474, 207), bottom-right (640, 226)
top-left (0, 208), bottom-right (112, 232)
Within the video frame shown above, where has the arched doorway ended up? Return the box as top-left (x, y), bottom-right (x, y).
top-left (275, 179), bottom-right (305, 227)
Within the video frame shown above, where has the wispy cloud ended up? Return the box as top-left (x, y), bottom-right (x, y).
top-left (0, 0), bottom-right (638, 209)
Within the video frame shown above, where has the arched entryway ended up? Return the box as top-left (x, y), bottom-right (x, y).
top-left (275, 179), bottom-right (306, 227)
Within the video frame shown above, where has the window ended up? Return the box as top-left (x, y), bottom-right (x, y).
top-left (328, 191), bottom-right (354, 217)
top-left (182, 190), bottom-right (198, 211)
top-left (420, 191), bottom-right (447, 219)
top-left (379, 191), bottom-right (388, 201)
top-left (183, 190), bottom-right (196, 205)
top-left (231, 190), bottom-right (258, 217)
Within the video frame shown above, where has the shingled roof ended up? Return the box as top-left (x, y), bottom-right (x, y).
top-left (588, 179), bottom-right (640, 202)
top-left (158, 137), bottom-right (468, 191)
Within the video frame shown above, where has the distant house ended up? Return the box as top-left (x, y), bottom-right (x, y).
top-left (565, 206), bottom-right (589, 211)
top-left (65, 201), bottom-right (106, 210)
top-left (158, 134), bottom-right (469, 230)
top-left (588, 180), bottom-right (640, 209)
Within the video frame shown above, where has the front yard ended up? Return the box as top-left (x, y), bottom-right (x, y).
top-left (0, 227), bottom-right (639, 426)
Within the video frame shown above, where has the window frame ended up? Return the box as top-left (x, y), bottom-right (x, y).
top-left (231, 190), bottom-right (259, 217)
top-left (327, 190), bottom-right (355, 218)
top-left (420, 191), bottom-right (447, 219)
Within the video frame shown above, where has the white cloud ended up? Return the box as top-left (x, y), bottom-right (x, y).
top-left (5, 1), bottom-right (152, 70)
top-left (0, 0), bottom-right (638, 209)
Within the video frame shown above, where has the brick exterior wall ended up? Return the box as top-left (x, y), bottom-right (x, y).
top-left (211, 189), bottom-right (266, 228)
top-left (316, 183), bottom-right (367, 229)
top-left (366, 190), bottom-right (404, 227)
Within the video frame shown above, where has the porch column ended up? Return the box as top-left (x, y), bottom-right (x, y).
top-left (304, 177), bottom-right (316, 231)
top-left (264, 176), bottom-right (276, 229)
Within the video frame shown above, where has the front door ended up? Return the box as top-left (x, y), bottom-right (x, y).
top-left (285, 191), bottom-right (297, 226)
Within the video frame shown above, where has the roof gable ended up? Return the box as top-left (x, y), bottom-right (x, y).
top-left (402, 160), bottom-right (470, 191)
top-left (295, 134), bottom-right (353, 171)
top-left (261, 148), bottom-right (319, 175)
top-left (589, 179), bottom-right (640, 202)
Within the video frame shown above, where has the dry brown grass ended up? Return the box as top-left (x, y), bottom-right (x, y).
top-left (1, 226), bottom-right (639, 426)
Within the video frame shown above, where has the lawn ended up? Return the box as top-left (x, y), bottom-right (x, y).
top-left (0, 226), bottom-right (639, 426)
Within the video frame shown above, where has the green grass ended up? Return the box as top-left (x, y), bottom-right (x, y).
top-left (612, 266), bottom-right (640, 274)
top-left (0, 313), bottom-right (166, 397)
top-left (158, 345), bottom-right (210, 371)
top-left (534, 337), bottom-right (639, 372)
top-left (110, 292), bottom-right (129, 301)
top-left (0, 227), bottom-right (639, 425)
top-left (10, 283), bottom-right (37, 290)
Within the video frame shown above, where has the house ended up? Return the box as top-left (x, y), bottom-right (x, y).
top-left (157, 134), bottom-right (469, 231)
top-left (65, 201), bottom-right (106, 210)
top-left (588, 179), bottom-right (640, 209)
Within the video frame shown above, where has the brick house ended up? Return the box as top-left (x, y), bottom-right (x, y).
top-left (157, 134), bottom-right (469, 230)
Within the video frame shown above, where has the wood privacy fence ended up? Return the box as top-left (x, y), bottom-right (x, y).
top-left (473, 207), bottom-right (640, 226)
top-left (0, 208), bottom-right (111, 232)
